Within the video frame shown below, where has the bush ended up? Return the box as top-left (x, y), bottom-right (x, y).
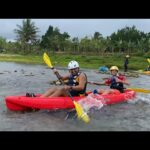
top-left (135, 52), bottom-right (145, 57)
top-left (143, 51), bottom-right (150, 58)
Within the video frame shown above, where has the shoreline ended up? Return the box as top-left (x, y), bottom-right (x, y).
top-left (0, 53), bottom-right (148, 70)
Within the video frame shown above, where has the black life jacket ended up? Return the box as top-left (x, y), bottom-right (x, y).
top-left (110, 75), bottom-right (124, 93)
top-left (124, 58), bottom-right (129, 66)
top-left (66, 72), bottom-right (87, 96)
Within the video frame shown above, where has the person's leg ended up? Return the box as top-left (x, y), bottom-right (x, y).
top-left (101, 89), bottom-right (112, 95)
top-left (126, 65), bottom-right (128, 72)
top-left (111, 89), bottom-right (120, 94)
top-left (48, 87), bottom-right (68, 97)
top-left (97, 89), bottom-right (105, 94)
top-left (97, 87), bottom-right (120, 95)
top-left (102, 89), bottom-right (120, 95)
top-left (94, 89), bottom-right (112, 95)
top-left (124, 65), bottom-right (127, 72)
top-left (40, 87), bottom-right (58, 97)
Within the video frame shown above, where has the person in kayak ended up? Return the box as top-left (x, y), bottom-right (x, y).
top-left (40, 60), bottom-right (87, 97)
top-left (93, 66), bottom-right (130, 95)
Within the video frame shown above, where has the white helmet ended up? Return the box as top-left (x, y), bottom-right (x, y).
top-left (68, 60), bottom-right (79, 70)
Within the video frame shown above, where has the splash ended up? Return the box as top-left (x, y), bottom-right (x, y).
top-left (78, 93), bottom-right (106, 113)
top-left (127, 93), bottom-right (150, 104)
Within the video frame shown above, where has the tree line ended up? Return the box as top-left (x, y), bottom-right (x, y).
top-left (0, 19), bottom-right (150, 56)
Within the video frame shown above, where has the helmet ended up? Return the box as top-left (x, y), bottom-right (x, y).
top-left (68, 60), bottom-right (79, 69)
top-left (110, 66), bottom-right (119, 71)
top-left (126, 55), bottom-right (130, 58)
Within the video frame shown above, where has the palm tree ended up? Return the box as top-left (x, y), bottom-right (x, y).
top-left (93, 32), bottom-right (103, 40)
top-left (14, 19), bottom-right (39, 53)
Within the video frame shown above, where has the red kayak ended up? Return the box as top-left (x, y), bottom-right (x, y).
top-left (5, 90), bottom-right (136, 111)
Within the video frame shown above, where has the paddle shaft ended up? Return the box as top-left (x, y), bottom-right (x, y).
top-left (88, 81), bottom-right (150, 93)
top-left (87, 81), bottom-right (106, 86)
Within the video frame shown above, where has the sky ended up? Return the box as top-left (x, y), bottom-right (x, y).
top-left (0, 19), bottom-right (150, 41)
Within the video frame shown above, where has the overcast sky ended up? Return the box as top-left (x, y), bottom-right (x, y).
top-left (0, 19), bottom-right (150, 41)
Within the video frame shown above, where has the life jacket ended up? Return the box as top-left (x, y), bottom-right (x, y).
top-left (105, 74), bottom-right (125, 93)
top-left (66, 72), bottom-right (87, 96)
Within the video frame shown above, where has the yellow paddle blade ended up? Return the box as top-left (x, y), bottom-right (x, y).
top-left (73, 101), bottom-right (90, 123)
top-left (43, 53), bottom-right (53, 68)
top-left (128, 88), bottom-right (150, 93)
top-left (147, 58), bottom-right (150, 64)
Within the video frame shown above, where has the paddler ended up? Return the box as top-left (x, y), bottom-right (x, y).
top-left (40, 60), bottom-right (87, 97)
top-left (93, 66), bottom-right (130, 95)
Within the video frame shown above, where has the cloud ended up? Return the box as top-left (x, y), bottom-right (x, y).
top-left (0, 19), bottom-right (150, 41)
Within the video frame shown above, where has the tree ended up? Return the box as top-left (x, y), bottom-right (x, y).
top-left (14, 19), bottom-right (39, 53)
top-left (110, 26), bottom-right (143, 44)
top-left (72, 37), bottom-right (79, 52)
top-left (0, 36), bottom-right (7, 52)
top-left (40, 25), bottom-right (70, 52)
top-left (93, 32), bottom-right (103, 40)
top-left (59, 32), bottom-right (70, 51)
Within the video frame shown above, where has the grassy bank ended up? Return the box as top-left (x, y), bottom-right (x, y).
top-left (0, 53), bottom-right (149, 71)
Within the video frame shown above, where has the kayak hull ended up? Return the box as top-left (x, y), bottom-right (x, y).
top-left (5, 95), bottom-right (82, 111)
top-left (137, 70), bottom-right (150, 75)
top-left (143, 71), bottom-right (150, 75)
top-left (5, 90), bottom-right (136, 111)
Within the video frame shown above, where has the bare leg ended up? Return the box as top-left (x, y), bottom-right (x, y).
top-left (101, 89), bottom-right (112, 95)
top-left (49, 87), bottom-right (68, 97)
top-left (40, 87), bottom-right (58, 97)
top-left (102, 89), bottom-right (120, 95)
top-left (97, 89), bottom-right (105, 94)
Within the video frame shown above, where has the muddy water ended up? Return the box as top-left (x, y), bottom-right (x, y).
top-left (0, 62), bottom-right (150, 131)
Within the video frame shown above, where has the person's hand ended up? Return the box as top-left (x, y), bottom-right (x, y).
top-left (53, 68), bottom-right (58, 74)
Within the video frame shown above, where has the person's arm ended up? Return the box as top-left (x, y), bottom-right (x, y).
top-left (116, 78), bottom-right (130, 86)
top-left (88, 81), bottom-right (106, 85)
top-left (123, 80), bottom-right (130, 85)
top-left (61, 75), bottom-right (70, 80)
top-left (53, 68), bottom-right (69, 81)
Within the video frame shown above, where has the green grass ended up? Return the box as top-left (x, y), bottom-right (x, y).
top-left (0, 54), bottom-right (43, 64)
top-left (0, 53), bottom-right (149, 71)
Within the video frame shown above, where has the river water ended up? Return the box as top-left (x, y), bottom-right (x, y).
top-left (0, 62), bottom-right (150, 131)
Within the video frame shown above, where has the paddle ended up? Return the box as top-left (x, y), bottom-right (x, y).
top-left (43, 52), bottom-right (90, 123)
top-left (127, 88), bottom-right (150, 93)
top-left (88, 81), bottom-right (150, 94)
